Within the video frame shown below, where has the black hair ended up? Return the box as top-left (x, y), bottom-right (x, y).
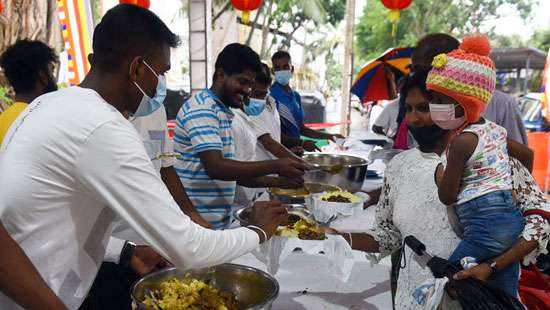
top-left (214, 43), bottom-right (262, 80)
top-left (396, 69), bottom-right (430, 124)
top-left (0, 40), bottom-right (56, 93)
top-left (255, 63), bottom-right (272, 86)
top-left (412, 33), bottom-right (459, 70)
top-left (92, 4), bottom-right (180, 72)
top-left (271, 50), bottom-right (291, 63)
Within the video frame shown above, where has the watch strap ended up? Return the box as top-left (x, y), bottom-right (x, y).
top-left (119, 241), bottom-right (136, 268)
top-left (486, 258), bottom-right (498, 274)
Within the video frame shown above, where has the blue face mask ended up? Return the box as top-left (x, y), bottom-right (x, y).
top-left (244, 98), bottom-right (266, 116)
top-left (132, 60), bottom-right (167, 117)
top-left (274, 70), bottom-right (292, 85)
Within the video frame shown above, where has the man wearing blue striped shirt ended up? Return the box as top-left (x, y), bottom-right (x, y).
top-left (174, 44), bottom-right (306, 229)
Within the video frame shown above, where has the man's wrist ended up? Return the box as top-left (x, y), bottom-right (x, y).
top-left (246, 225), bottom-right (268, 243)
top-left (485, 258), bottom-right (499, 275)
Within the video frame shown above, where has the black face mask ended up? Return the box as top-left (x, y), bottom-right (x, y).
top-left (43, 77), bottom-right (58, 94)
top-left (408, 124), bottom-right (449, 151)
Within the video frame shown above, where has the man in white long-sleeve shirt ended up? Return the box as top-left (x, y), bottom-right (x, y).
top-left (0, 5), bottom-right (285, 309)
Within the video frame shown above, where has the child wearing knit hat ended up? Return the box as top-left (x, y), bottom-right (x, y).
top-left (427, 35), bottom-right (532, 297)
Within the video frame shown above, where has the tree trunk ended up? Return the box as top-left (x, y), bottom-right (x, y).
top-left (0, 0), bottom-right (62, 53)
top-left (0, 0), bottom-right (62, 112)
top-left (245, 3), bottom-right (264, 46)
top-left (260, 0), bottom-right (274, 59)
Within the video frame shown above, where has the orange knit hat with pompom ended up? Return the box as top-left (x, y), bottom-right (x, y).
top-left (426, 35), bottom-right (496, 123)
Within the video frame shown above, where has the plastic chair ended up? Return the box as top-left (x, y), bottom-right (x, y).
top-left (527, 132), bottom-right (550, 191)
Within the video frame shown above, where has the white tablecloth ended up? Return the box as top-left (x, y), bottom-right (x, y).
top-left (231, 138), bottom-right (392, 309)
top-left (232, 207), bottom-right (392, 309)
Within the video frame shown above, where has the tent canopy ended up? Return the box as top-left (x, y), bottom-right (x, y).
top-left (490, 47), bottom-right (547, 70)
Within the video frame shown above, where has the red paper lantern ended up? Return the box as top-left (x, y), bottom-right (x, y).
top-left (231, 0), bottom-right (262, 24)
top-left (380, 0), bottom-right (413, 37)
top-left (119, 0), bottom-right (150, 9)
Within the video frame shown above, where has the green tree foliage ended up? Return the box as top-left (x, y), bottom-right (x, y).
top-left (326, 56), bottom-right (343, 90)
top-left (268, 0), bottom-right (345, 47)
top-left (492, 29), bottom-right (550, 52)
top-left (492, 34), bottom-right (525, 48)
top-left (355, 0), bottom-right (536, 64)
top-left (530, 28), bottom-right (550, 52)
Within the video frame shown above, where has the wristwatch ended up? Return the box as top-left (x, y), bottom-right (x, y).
top-left (485, 258), bottom-right (498, 275)
top-left (119, 241), bottom-right (136, 268)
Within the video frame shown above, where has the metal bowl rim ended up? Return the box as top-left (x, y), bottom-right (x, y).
top-left (233, 204), bottom-right (308, 223)
top-left (303, 153), bottom-right (372, 168)
top-left (131, 263), bottom-right (280, 309)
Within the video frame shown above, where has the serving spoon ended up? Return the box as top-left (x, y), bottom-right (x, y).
top-left (144, 288), bottom-right (164, 310)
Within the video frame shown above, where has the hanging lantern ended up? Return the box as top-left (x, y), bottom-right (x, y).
top-left (231, 0), bottom-right (262, 24)
top-left (119, 0), bottom-right (150, 9)
top-left (380, 0), bottom-right (413, 37)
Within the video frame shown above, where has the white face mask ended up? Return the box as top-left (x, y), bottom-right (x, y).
top-left (429, 103), bottom-right (466, 130)
top-left (131, 60), bottom-right (167, 117)
top-left (274, 70), bottom-right (292, 85)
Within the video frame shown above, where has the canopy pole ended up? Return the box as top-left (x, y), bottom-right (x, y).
top-left (188, 0), bottom-right (213, 95)
top-left (524, 54), bottom-right (531, 94)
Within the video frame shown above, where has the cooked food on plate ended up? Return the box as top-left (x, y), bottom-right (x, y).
top-left (279, 214), bottom-right (302, 226)
top-left (277, 219), bottom-right (326, 240)
top-left (269, 183), bottom-right (340, 198)
top-left (143, 276), bottom-right (237, 310)
top-left (320, 190), bottom-right (361, 203)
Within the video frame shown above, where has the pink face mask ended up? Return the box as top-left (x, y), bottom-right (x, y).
top-left (429, 103), bottom-right (466, 130)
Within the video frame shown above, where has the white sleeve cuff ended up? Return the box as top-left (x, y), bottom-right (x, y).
top-left (104, 237), bottom-right (127, 264)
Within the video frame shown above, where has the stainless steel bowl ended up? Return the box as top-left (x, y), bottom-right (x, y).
top-left (233, 204), bottom-right (315, 227)
top-left (303, 153), bottom-right (371, 192)
top-left (267, 182), bottom-right (341, 204)
top-left (131, 264), bottom-right (279, 310)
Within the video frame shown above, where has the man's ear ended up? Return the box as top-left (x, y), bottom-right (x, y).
top-left (87, 53), bottom-right (94, 65)
top-left (37, 70), bottom-right (49, 89)
top-left (291, 65), bottom-right (295, 74)
top-left (128, 56), bottom-right (144, 82)
top-left (214, 69), bottom-right (226, 84)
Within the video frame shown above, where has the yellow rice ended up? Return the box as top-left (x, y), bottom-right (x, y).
top-left (143, 276), bottom-right (237, 310)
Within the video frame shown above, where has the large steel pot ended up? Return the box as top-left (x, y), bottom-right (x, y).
top-left (131, 264), bottom-right (279, 310)
top-left (303, 153), bottom-right (371, 192)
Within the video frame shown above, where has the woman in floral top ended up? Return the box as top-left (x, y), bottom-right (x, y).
top-left (333, 71), bottom-right (549, 309)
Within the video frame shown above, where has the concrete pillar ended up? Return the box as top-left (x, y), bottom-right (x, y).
top-left (188, 0), bottom-right (212, 94)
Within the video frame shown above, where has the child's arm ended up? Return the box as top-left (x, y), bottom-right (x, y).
top-left (438, 133), bottom-right (478, 205)
top-left (507, 138), bottom-right (534, 172)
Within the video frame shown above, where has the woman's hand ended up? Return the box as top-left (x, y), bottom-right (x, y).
top-left (453, 263), bottom-right (492, 281)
